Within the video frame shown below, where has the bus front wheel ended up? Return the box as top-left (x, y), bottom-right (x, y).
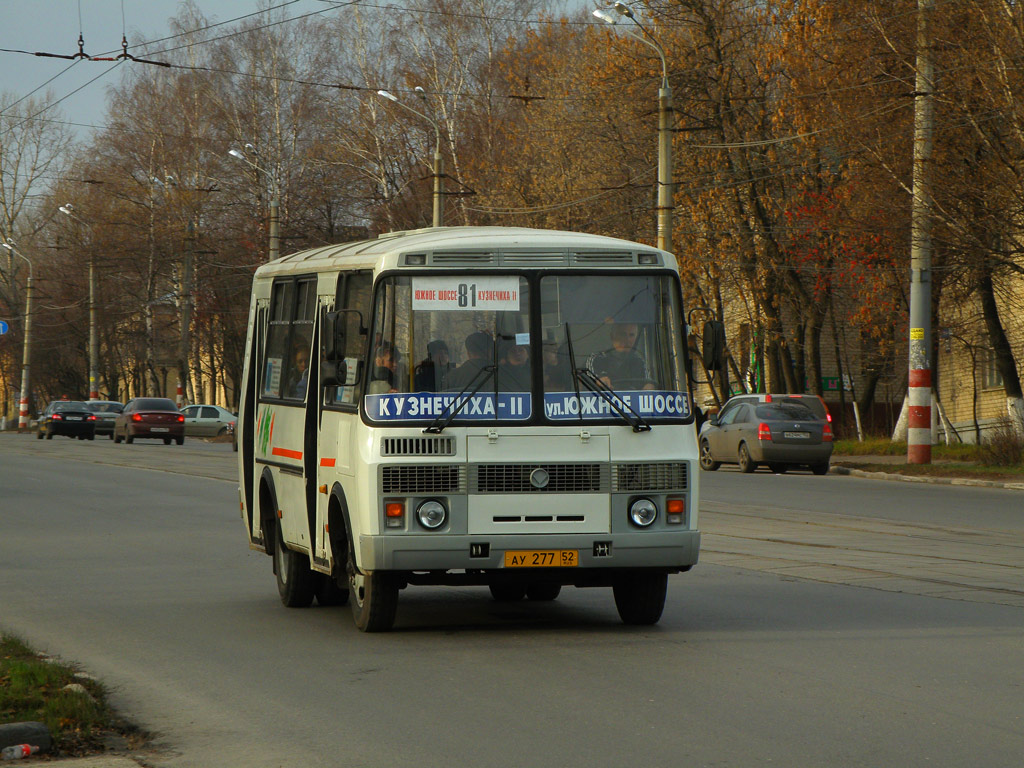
top-left (349, 563), bottom-right (398, 632)
top-left (274, 523), bottom-right (315, 608)
top-left (612, 571), bottom-right (667, 625)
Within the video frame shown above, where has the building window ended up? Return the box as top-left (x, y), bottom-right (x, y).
top-left (981, 350), bottom-right (1003, 389)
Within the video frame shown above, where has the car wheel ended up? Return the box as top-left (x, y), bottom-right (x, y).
top-left (738, 442), bottom-right (756, 473)
top-left (613, 571), bottom-right (668, 625)
top-left (273, 522), bottom-right (315, 608)
top-left (811, 462), bottom-right (830, 476)
top-left (176, 436), bottom-right (184, 446)
top-left (88, 433), bottom-right (95, 441)
top-left (489, 583), bottom-right (527, 602)
top-left (125, 433), bottom-right (134, 444)
top-left (45, 429), bottom-right (53, 440)
top-left (768, 463), bottom-right (787, 474)
top-left (217, 426), bottom-right (228, 437)
top-left (699, 439), bottom-right (720, 471)
top-left (113, 430), bottom-right (122, 444)
top-left (526, 583), bottom-right (561, 601)
top-left (163, 437), bottom-right (171, 445)
top-left (348, 553), bottom-right (399, 632)
top-left (36, 429), bottom-right (43, 440)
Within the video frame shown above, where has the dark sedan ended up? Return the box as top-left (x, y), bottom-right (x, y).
top-left (699, 399), bottom-right (833, 474)
top-left (113, 397), bottom-right (185, 445)
top-left (36, 401), bottom-right (97, 440)
top-left (85, 400), bottom-right (124, 438)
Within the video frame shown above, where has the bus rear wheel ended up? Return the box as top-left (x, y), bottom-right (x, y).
top-left (612, 571), bottom-right (667, 625)
top-left (274, 523), bottom-right (315, 608)
top-left (349, 561), bottom-right (398, 632)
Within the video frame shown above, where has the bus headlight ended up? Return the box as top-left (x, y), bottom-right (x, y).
top-left (416, 499), bottom-right (447, 530)
top-left (628, 498), bottom-right (658, 527)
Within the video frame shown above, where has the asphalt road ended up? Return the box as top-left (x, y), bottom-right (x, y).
top-left (1, 434), bottom-right (1022, 767)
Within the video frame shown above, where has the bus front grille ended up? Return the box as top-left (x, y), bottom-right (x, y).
top-left (471, 463), bottom-right (609, 494)
top-left (381, 465), bottom-right (466, 494)
top-left (381, 436), bottom-right (456, 456)
top-left (612, 462), bottom-right (689, 492)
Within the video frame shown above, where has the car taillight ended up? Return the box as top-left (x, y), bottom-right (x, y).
top-left (131, 413), bottom-right (142, 422)
top-left (52, 413), bottom-right (63, 421)
top-left (86, 414), bottom-right (96, 421)
top-left (177, 414), bottom-right (185, 423)
top-left (822, 422), bottom-right (833, 442)
top-left (758, 423), bottom-right (772, 441)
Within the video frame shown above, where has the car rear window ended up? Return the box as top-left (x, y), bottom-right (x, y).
top-left (87, 402), bottom-right (123, 414)
top-left (54, 401), bottom-right (89, 411)
top-left (777, 396), bottom-right (826, 419)
top-left (134, 398), bottom-right (179, 411)
top-left (756, 403), bottom-right (816, 420)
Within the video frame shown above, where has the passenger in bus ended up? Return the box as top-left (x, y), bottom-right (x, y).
top-left (414, 340), bottom-right (454, 392)
top-left (542, 340), bottom-right (570, 391)
top-left (497, 338), bottom-right (531, 392)
top-left (368, 341), bottom-right (399, 394)
top-left (289, 346), bottom-right (310, 397)
top-left (446, 331), bottom-right (494, 391)
top-left (586, 322), bottom-right (655, 390)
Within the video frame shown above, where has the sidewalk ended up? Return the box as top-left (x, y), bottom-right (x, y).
top-left (831, 454), bottom-right (1024, 490)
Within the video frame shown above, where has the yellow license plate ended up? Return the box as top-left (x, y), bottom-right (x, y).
top-left (504, 550), bottom-right (578, 568)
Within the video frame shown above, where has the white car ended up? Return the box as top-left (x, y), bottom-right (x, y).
top-left (181, 404), bottom-right (237, 437)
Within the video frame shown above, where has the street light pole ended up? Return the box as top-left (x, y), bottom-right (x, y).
top-left (377, 88), bottom-right (444, 227)
top-left (228, 147), bottom-right (280, 261)
top-left (594, 3), bottom-right (673, 253)
top-left (58, 204), bottom-right (99, 401)
top-left (2, 240), bottom-right (33, 430)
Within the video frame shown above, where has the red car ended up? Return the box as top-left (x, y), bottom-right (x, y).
top-left (113, 397), bottom-right (185, 445)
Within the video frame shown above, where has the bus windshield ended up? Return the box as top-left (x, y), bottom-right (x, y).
top-left (364, 273), bottom-right (690, 425)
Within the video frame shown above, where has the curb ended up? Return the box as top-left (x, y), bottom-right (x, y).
top-left (831, 464), bottom-right (1024, 491)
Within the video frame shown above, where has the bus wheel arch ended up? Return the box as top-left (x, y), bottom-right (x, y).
top-left (258, 469), bottom-right (278, 556)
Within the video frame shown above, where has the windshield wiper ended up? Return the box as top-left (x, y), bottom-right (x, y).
top-left (423, 364), bottom-right (496, 434)
top-left (564, 324), bottom-right (651, 433)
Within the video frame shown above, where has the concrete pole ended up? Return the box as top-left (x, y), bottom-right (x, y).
top-left (657, 82), bottom-right (674, 254)
top-left (432, 145), bottom-right (444, 228)
top-left (178, 220), bottom-right (195, 407)
top-left (907, 0), bottom-right (935, 464)
top-left (269, 196), bottom-right (280, 262)
top-left (88, 255), bottom-right (99, 401)
top-left (18, 271), bottom-right (33, 430)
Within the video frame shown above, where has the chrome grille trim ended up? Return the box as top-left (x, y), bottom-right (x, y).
top-left (612, 462), bottom-right (689, 492)
top-left (570, 251), bottom-right (635, 265)
top-left (381, 436), bottom-right (456, 456)
top-left (381, 465), bottom-right (466, 494)
top-left (471, 463), bottom-right (610, 494)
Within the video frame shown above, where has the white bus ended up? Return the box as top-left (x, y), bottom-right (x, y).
top-left (237, 226), bottom-right (701, 631)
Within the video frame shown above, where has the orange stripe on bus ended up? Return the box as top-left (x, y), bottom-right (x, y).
top-left (320, 458), bottom-right (336, 467)
top-left (272, 447), bottom-right (303, 460)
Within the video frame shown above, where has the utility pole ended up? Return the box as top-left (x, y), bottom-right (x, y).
top-left (907, 0), bottom-right (935, 464)
top-left (178, 219), bottom-right (195, 407)
top-left (2, 240), bottom-right (33, 430)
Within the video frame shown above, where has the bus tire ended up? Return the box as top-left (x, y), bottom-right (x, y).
top-left (274, 522), bottom-right (315, 608)
top-left (613, 571), bottom-right (667, 625)
top-left (525, 583), bottom-right (561, 601)
top-left (489, 583), bottom-right (526, 602)
top-left (349, 566), bottom-right (399, 632)
top-left (315, 573), bottom-right (349, 606)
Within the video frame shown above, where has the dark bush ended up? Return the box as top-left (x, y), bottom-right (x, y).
top-left (978, 416), bottom-right (1024, 467)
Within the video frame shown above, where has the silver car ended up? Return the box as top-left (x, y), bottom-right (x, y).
top-left (85, 400), bottom-right (124, 438)
top-left (699, 399), bottom-right (833, 475)
top-left (181, 404), bottom-right (236, 437)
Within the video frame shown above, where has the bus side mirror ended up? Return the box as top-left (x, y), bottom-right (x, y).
top-left (323, 312), bottom-right (345, 362)
top-left (702, 320), bottom-right (727, 370)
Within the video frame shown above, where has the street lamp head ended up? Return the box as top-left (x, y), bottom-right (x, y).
top-left (1, 241), bottom-right (13, 251)
top-left (593, 8), bottom-right (617, 24)
top-left (59, 204), bottom-right (74, 215)
top-left (613, 1), bottom-right (635, 18)
top-left (228, 148), bottom-right (247, 161)
top-left (377, 89), bottom-right (399, 103)
top-left (414, 86), bottom-right (427, 100)
top-left (244, 142), bottom-right (257, 154)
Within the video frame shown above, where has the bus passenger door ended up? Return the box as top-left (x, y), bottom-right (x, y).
top-left (315, 271), bottom-right (372, 573)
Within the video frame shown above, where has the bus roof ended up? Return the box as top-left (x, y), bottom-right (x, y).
top-left (255, 226), bottom-right (676, 277)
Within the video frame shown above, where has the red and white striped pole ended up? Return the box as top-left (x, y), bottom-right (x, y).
top-left (907, 0), bottom-right (934, 464)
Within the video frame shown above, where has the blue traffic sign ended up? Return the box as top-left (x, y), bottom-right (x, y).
top-left (0, 320), bottom-right (8, 335)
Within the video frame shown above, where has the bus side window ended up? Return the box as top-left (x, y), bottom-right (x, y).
top-left (262, 281), bottom-right (294, 399)
top-left (327, 271), bottom-right (372, 406)
top-left (260, 276), bottom-right (316, 401)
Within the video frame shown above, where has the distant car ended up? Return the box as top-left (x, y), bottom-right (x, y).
top-left (181, 404), bottom-right (236, 437)
top-left (699, 397), bottom-right (833, 474)
top-left (85, 400), bottom-right (124, 438)
top-left (721, 393), bottom-right (832, 423)
top-left (113, 398), bottom-right (185, 445)
top-left (36, 400), bottom-right (96, 440)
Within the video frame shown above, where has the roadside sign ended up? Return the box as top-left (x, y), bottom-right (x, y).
top-left (0, 320), bottom-right (8, 335)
